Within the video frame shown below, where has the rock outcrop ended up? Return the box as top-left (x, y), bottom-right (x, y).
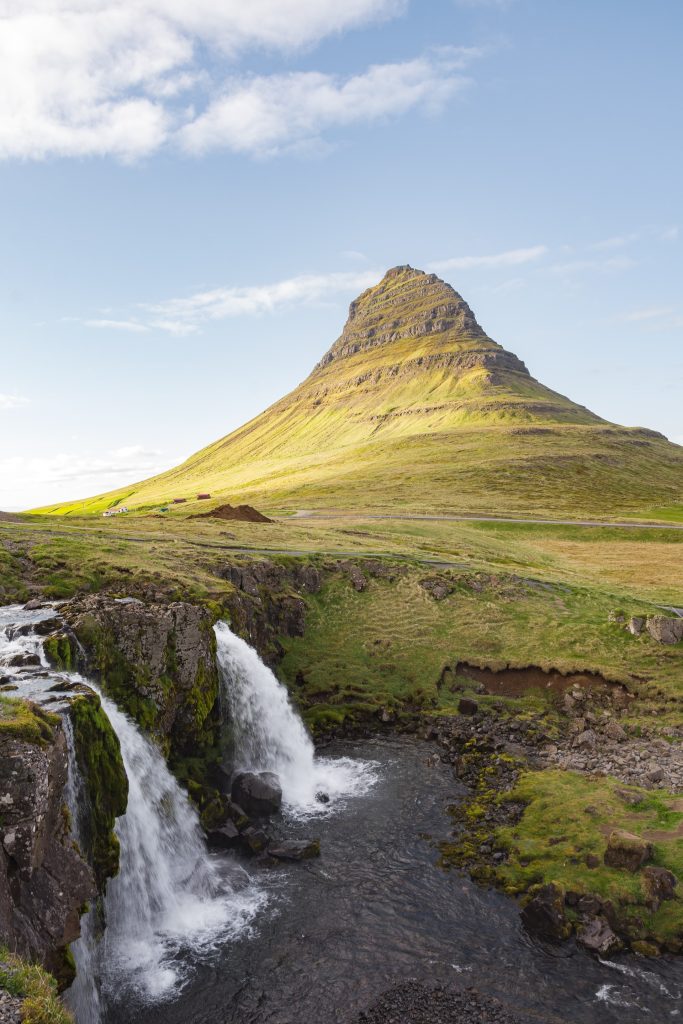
top-left (55, 594), bottom-right (220, 760)
top-left (0, 704), bottom-right (94, 985)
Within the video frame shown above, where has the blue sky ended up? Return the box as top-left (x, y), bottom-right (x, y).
top-left (1, 0), bottom-right (681, 508)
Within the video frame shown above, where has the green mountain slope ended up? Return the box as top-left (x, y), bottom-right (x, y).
top-left (35, 266), bottom-right (683, 518)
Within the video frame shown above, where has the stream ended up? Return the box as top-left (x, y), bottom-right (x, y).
top-left (0, 605), bottom-right (682, 1024)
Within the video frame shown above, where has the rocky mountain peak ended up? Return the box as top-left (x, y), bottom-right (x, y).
top-left (316, 265), bottom-right (490, 370)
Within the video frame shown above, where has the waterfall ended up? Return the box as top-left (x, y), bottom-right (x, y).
top-left (0, 605), bottom-right (265, 1024)
top-left (65, 686), bottom-right (266, 1021)
top-left (214, 621), bottom-right (377, 819)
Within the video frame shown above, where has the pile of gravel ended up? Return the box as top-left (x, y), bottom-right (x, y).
top-left (357, 982), bottom-right (524, 1024)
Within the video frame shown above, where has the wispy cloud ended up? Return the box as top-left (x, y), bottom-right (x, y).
top-left (619, 307), bottom-right (675, 323)
top-left (179, 49), bottom-right (480, 157)
top-left (428, 245), bottom-right (547, 273)
top-left (547, 255), bottom-right (637, 276)
top-left (0, 2), bottom-right (483, 162)
top-left (143, 269), bottom-right (380, 328)
top-left (85, 319), bottom-right (150, 333)
top-left (0, 393), bottom-right (29, 410)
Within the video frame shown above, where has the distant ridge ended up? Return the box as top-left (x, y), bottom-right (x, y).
top-left (34, 266), bottom-right (682, 519)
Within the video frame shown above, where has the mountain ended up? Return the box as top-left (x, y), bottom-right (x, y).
top-left (36, 266), bottom-right (683, 518)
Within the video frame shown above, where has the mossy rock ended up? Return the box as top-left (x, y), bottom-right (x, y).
top-left (70, 692), bottom-right (128, 889)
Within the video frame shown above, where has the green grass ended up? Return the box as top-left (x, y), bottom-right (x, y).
top-left (0, 948), bottom-right (73, 1024)
top-left (0, 697), bottom-right (58, 746)
top-left (494, 770), bottom-right (683, 950)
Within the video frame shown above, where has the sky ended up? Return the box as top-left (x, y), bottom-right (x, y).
top-left (1, 0), bottom-right (681, 509)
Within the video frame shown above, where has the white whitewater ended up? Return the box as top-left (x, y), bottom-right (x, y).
top-left (214, 621), bottom-right (377, 818)
top-left (66, 685), bottom-right (265, 1023)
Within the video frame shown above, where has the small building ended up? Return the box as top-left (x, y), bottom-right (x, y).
top-left (172, 498), bottom-right (187, 504)
top-left (197, 493), bottom-right (211, 500)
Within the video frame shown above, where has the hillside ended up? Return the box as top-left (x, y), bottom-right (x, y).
top-left (35, 266), bottom-right (683, 519)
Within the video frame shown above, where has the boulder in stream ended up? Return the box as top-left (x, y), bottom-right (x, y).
top-left (268, 839), bottom-right (321, 861)
top-left (231, 771), bottom-right (282, 816)
top-left (520, 883), bottom-right (570, 941)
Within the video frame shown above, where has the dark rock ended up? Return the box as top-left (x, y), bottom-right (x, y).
top-left (0, 718), bottom-right (95, 983)
top-left (615, 788), bottom-right (642, 806)
top-left (206, 820), bottom-right (241, 850)
top-left (585, 853), bottom-right (600, 869)
top-left (604, 829), bottom-right (652, 872)
top-left (267, 839), bottom-right (321, 861)
top-left (240, 827), bottom-right (269, 854)
top-left (577, 916), bottom-right (623, 955)
top-left (231, 771), bottom-right (282, 816)
top-left (520, 883), bottom-right (570, 941)
top-left (642, 866), bottom-right (677, 910)
top-left (315, 791), bottom-right (330, 804)
top-left (6, 653), bottom-right (40, 668)
top-left (458, 697), bottom-right (478, 716)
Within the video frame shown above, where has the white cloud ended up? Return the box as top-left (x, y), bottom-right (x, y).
top-left (85, 318), bottom-right (150, 332)
top-left (144, 269), bottom-right (380, 328)
top-left (0, 1), bottom-right (425, 161)
top-left (591, 233), bottom-right (640, 251)
top-left (547, 255), bottom-right (637, 276)
top-left (0, 393), bottom-right (29, 410)
top-left (0, 444), bottom-right (177, 509)
top-left (428, 245), bottom-right (547, 273)
top-left (178, 50), bottom-right (478, 157)
top-left (619, 307), bottom-right (675, 323)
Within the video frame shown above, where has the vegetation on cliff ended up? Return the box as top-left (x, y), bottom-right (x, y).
top-left (0, 697), bottom-right (58, 746)
top-left (0, 948), bottom-right (73, 1024)
top-left (70, 692), bottom-right (128, 888)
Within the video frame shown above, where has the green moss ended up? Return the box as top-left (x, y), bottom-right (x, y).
top-left (73, 616), bottom-right (159, 734)
top-left (70, 693), bottom-right (128, 889)
top-left (0, 697), bottom-right (58, 746)
top-left (43, 634), bottom-right (75, 672)
top-left (0, 947), bottom-right (73, 1023)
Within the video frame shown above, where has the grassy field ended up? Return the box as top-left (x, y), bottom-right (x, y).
top-left (2, 507), bottom-right (682, 953)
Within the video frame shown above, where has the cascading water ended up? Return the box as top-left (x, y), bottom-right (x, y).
top-left (214, 621), bottom-right (377, 818)
top-left (0, 605), bottom-right (266, 1024)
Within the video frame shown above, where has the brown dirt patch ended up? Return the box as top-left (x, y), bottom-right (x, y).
top-left (192, 503), bottom-right (273, 524)
top-left (454, 662), bottom-right (624, 699)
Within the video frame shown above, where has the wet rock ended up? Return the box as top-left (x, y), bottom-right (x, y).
top-left (645, 615), bottom-right (683, 645)
top-left (0, 716), bottom-right (95, 983)
top-left (23, 599), bottom-right (47, 611)
top-left (206, 820), bottom-right (241, 850)
top-left (356, 981), bottom-right (523, 1024)
top-left (5, 653), bottom-right (40, 668)
top-left (315, 791), bottom-right (330, 804)
top-left (458, 697), bottom-right (479, 716)
top-left (577, 916), bottom-right (623, 955)
top-left (267, 839), bottom-right (321, 861)
top-left (520, 883), bottom-right (570, 941)
top-left (231, 771), bottom-right (282, 816)
top-left (240, 827), bottom-right (269, 854)
top-left (603, 829), bottom-right (652, 872)
top-left (642, 866), bottom-right (677, 910)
